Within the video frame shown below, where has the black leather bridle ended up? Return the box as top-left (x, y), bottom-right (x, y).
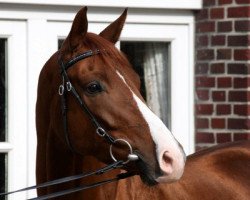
top-left (58, 49), bottom-right (116, 154)
top-left (0, 49), bottom-right (139, 199)
top-left (58, 49), bottom-right (138, 163)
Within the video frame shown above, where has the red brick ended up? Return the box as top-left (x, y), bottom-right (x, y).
top-left (233, 133), bottom-right (250, 141)
top-left (228, 118), bottom-right (250, 129)
top-left (210, 63), bottom-right (225, 74)
top-left (217, 49), bottom-right (232, 60)
top-left (217, 133), bottom-right (232, 143)
top-left (233, 77), bottom-right (250, 88)
top-left (228, 7), bottom-right (250, 18)
top-left (218, 77), bottom-right (232, 88)
top-left (196, 22), bottom-right (215, 33)
top-left (196, 35), bottom-right (209, 47)
top-left (234, 49), bottom-right (250, 60)
top-left (196, 90), bottom-right (209, 101)
top-left (196, 9), bottom-right (209, 21)
top-left (196, 132), bottom-right (215, 143)
top-left (235, 20), bottom-right (250, 31)
top-left (212, 118), bottom-right (225, 129)
top-left (228, 35), bottom-right (250, 46)
top-left (228, 63), bottom-right (250, 74)
top-left (196, 104), bottom-right (214, 115)
top-left (210, 8), bottom-right (224, 19)
top-left (229, 91), bottom-right (250, 102)
top-left (197, 49), bottom-right (214, 60)
top-left (216, 104), bottom-right (231, 115)
top-left (236, 0), bottom-right (250, 4)
top-left (196, 118), bottom-right (209, 129)
top-left (234, 104), bottom-right (250, 115)
top-left (211, 35), bottom-right (226, 46)
top-left (212, 91), bottom-right (226, 101)
top-left (219, 0), bottom-right (233, 4)
top-left (195, 63), bottom-right (209, 74)
top-left (218, 21), bottom-right (232, 32)
top-left (196, 77), bottom-right (215, 88)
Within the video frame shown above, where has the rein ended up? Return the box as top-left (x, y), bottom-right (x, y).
top-left (0, 49), bottom-right (138, 199)
top-left (0, 160), bottom-right (134, 199)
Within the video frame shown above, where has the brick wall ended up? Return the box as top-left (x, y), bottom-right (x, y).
top-left (195, 0), bottom-right (250, 150)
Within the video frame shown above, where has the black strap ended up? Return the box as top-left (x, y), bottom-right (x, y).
top-left (0, 161), bottom-right (124, 198)
top-left (29, 172), bottom-right (133, 200)
top-left (59, 49), bottom-right (115, 155)
top-left (64, 50), bottom-right (100, 71)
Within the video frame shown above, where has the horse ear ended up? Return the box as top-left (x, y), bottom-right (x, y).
top-left (99, 8), bottom-right (127, 44)
top-left (68, 7), bottom-right (88, 50)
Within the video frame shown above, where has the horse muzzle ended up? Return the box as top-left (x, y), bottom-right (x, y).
top-left (155, 148), bottom-right (186, 183)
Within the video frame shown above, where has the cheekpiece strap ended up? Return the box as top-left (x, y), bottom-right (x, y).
top-left (58, 48), bottom-right (115, 153)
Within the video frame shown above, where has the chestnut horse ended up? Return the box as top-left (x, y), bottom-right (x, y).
top-left (36, 7), bottom-right (250, 200)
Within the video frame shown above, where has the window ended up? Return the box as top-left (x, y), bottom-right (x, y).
top-left (0, 38), bottom-right (7, 142)
top-left (0, 38), bottom-right (7, 199)
top-left (0, 154), bottom-right (7, 200)
top-left (121, 42), bottom-right (171, 128)
top-left (58, 39), bottom-right (64, 50)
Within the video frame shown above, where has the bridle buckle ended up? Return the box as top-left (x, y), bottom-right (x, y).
top-left (96, 127), bottom-right (107, 137)
top-left (58, 85), bottom-right (64, 96)
top-left (66, 81), bottom-right (72, 91)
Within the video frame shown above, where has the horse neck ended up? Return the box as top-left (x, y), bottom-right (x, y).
top-left (46, 135), bottom-right (122, 199)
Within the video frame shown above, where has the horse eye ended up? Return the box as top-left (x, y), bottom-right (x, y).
top-left (86, 81), bottom-right (103, 95)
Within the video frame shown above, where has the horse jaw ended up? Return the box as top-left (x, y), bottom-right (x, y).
top-left (116, 71), bottom-right (186, 183)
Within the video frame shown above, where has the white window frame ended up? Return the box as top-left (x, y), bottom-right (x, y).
top-left (119, 23), bottom-right (194, 155)
top-left (0, 21), bottom-right (27, 200)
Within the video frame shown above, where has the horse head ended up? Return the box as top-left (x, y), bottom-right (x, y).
top-left (53, 7), bottom-right (186, 185)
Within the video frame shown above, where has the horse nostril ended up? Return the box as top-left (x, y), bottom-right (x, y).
top-left (161, 151), bottom-right (173, 175)
top-left (163, 151), bottom-right (172, 164)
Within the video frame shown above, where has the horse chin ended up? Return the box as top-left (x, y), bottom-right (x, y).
top-left (137, 165), bottom-right (158, 186)
top-left (135, 156), bottom-right (159, 186)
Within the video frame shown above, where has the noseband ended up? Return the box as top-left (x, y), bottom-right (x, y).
top-left (0, 49), bottom-right (139, 200)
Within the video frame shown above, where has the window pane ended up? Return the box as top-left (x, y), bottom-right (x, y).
top-left (58, 39), bottom-right (64, 50)
top-left (121, 42), bottom-right (171, 128)
top-left (0, 153), bottom-right (7, 200)
top-left (0, 39), bottom-right (7, 142)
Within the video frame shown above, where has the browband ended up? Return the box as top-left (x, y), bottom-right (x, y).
top-left (63, 49), bottom-right (100, 71)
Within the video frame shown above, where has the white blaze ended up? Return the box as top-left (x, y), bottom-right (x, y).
top-left (116, 71), bottom-right (185, 182)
